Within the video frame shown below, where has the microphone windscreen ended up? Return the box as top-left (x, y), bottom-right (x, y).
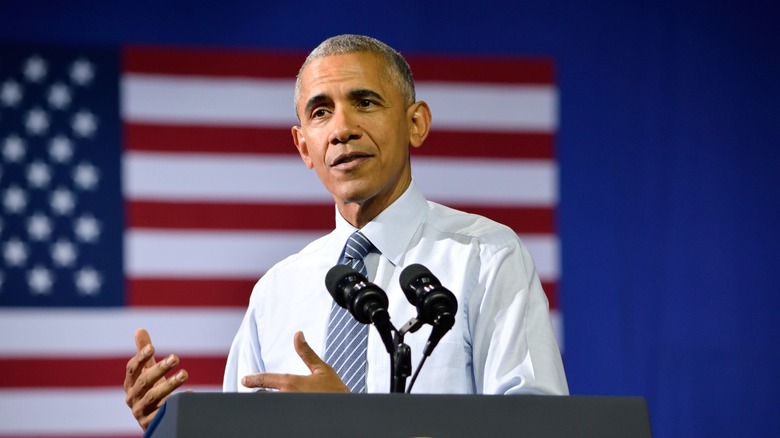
top-left (325, 264), bottom-right (357, 302)
top-left (399, 264), bottom-right (433, 303)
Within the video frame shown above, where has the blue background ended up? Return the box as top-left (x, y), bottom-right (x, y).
top-left (2, 1), bottom-right (778, 436)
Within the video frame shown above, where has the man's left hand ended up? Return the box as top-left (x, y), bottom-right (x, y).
top-left (241, 331), bottom-right (350, 393)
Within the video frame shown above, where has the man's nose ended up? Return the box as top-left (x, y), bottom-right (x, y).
top-left (329, 107), bottom-right (362, 144)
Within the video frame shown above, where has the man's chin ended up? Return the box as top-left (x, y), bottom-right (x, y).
top-left (330, 181), bottom-right (375, 203)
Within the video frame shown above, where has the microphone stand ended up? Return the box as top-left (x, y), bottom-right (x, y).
top-left (390, 318), bottom-right (424, 393)
top-left (367, 312), bottom-right (404, 392)
top-left (391, 332), bottom-right (411, 393)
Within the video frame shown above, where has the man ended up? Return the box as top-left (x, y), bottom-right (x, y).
top-left (124, 34), bottom-right (568, 430)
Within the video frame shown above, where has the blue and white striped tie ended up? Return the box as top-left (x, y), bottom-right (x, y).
top-left (324, 230), bottom-right (372, 393)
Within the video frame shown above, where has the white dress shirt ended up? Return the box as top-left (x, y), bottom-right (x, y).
top-left (223, 181), bottom-right (568, 395)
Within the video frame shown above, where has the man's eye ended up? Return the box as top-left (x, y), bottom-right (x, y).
top-left (358, 99), bottom-right (374, 108)
top-left (312, 109), bottom-right (327, 118)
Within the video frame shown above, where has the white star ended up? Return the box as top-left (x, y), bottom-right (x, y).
top-left (70, 58), bottom-right (95, 86)
top-left (28, 265), bottom-right (55, 295)
top-left (2, 135), bottom-right (26, 162)
top-left (49, 135), bottom-right (74, 163)
top-left (1, 80), bottom-right (23, 107)
top-left (48, 83), bottom-right (72, 109)
top-left (3, 237), bottom-right (29, 267)
top-left (73, 162), bottom-right (99, 190)
top-left (3, 185), bottom-right (28, 214)
top-left (72, 110), bottom-right (98, 138)
top-left (51, 238), bottom-right (78, 267)
top-left (23, 55), bottom-right (48, 83)
top-left (25, 107), bottom-right (50, 135)
top-left (75, 266), bottom-right (102, 296)
top-left (27, 212), bottom-right (53, 241)
top-left (50, 187), bottom-right (76, 215)
top-left (75, 214), bottom-right (101, 243)
top-left (27, 160), bottom-right (52, 188)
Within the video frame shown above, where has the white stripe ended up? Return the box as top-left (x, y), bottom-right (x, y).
top-left (122, 74), bottom-right (297, 126)
top-left (122, 75), bottom-right (556, 131)
top-left (123, 152), bottom-right (329, 202)
top-left (417, 82), bottom-right (557, 131)
top-left (0, 309), bottom-right (242, 356)
top-left (413, 157), bottom-right (557, 206)
top-left (550, 309), bottom-right (564, 353)
top-left (0, 386), bottom-right (219, 435)
top-left (326, 321), bottom-right (351, 355)
top-left (126, 230), bottom-right (325, 277)
top-left (125, 230), bottom-right (558, 281)
top-left (124, 152), bottom-right (557, 206)
top-left (519, 233), bottom-right (560, 280)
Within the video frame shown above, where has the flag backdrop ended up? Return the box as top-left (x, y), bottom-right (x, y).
top-left (0, 43), bottom-right (559, 436)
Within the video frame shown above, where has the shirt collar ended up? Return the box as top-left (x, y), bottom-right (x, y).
top-left (333, 180), bottom-right (428, 266)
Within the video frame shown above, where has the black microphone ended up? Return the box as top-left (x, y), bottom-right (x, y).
top-left (399, 264), bottom-right (458, 356)
top-left (325, 264), bottom-right (394, 353)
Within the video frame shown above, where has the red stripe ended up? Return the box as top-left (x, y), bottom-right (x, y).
top-left (408, 55), bottom-right (554, 84)
top-left (424, 130), bottom-right (554, 159)
top-left (126, 201), bottom-right (334, 230)
top-left (125, 123), bottom-right (297, 155)
top-left (0, 357), bottom-right (225, 388)
top-left (127, 201), bottom-right (554, 234)
top-left (128, 278), bottom-right (255, 307)
top-left (127, 276), bottom-right (558, 310)
top-left (125, 123), bottom-right (554, 159)
top-left (542, 281), bottom-right (558, 310)
top-left (123, 47), bottom-right (553, 85)
top-left (124, 46), bottom-right (304, 78)
top-left (448, 205), bottom-right (556, 234)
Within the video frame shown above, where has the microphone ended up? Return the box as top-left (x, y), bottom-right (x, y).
top-left (399, 264), bottom-right (458, 356)
top-left (325, 264), bottom-right (394, 353)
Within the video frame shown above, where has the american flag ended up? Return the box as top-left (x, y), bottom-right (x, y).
top-left (0, 43), bottom-right (559, 436)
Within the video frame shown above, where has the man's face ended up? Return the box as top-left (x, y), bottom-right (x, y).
top-left (292, 52), bottom-right (425, 218)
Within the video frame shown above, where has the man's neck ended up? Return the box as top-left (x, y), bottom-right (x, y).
top-left (336, 178), bottom-right (411, 229)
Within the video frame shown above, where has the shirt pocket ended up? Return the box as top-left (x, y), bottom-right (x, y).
top-left (406, 340), bottom-right (471, 394)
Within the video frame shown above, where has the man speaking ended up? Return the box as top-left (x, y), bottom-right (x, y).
top-left (124, 34), bottom-right (568, 431)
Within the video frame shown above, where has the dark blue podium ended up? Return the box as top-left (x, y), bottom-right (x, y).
top-left (145, 392), bottom-right (652, 437)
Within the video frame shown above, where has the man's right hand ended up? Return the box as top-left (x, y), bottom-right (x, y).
top-left (123, 328), bottom-right (189, 431)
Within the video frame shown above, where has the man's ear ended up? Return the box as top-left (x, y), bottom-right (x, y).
top-left (407, 101), bottom-right (432, 149)
top-left (292, 126), bottom-right (313, 169)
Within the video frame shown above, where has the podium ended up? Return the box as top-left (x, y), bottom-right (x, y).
top-left (145, 392), bottom-right (652, 437)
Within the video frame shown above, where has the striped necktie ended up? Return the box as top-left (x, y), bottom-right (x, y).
top-left (324, 230), bottom-right (372, 393)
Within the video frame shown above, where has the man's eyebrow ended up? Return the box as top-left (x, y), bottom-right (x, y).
top-left (349, 89), bottom-right (385, 103)
top-left (303, 94), bottom-right (329, 116)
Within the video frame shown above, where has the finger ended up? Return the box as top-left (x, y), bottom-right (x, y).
top-left (126, 354), bottom-right (179, 406)
top-left (124, 343), bottom-right (155, 393)
top-left (137, 354), bottom-right (180, 392)
top-left (138, 411), bottom-right (158, 431)
top-left (242, 372), bottom-right (294, 390)
top-left (293, 331), bottom-right (327, 374)
top-left (134, 328), bottom-right (156, 369)
top-left (147, 368), bottom-right (188, 406)
top-left (132, 369), bottom-right (188, 423)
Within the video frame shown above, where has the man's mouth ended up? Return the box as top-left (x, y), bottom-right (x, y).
top-left (331, 152), bottom-right (372, 167)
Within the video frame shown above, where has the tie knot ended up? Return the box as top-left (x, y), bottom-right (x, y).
top-left (344, 230), bottom-right (372, 262)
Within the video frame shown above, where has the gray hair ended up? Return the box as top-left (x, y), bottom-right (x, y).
top-left (294, 34), bottom-right (416, 116)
